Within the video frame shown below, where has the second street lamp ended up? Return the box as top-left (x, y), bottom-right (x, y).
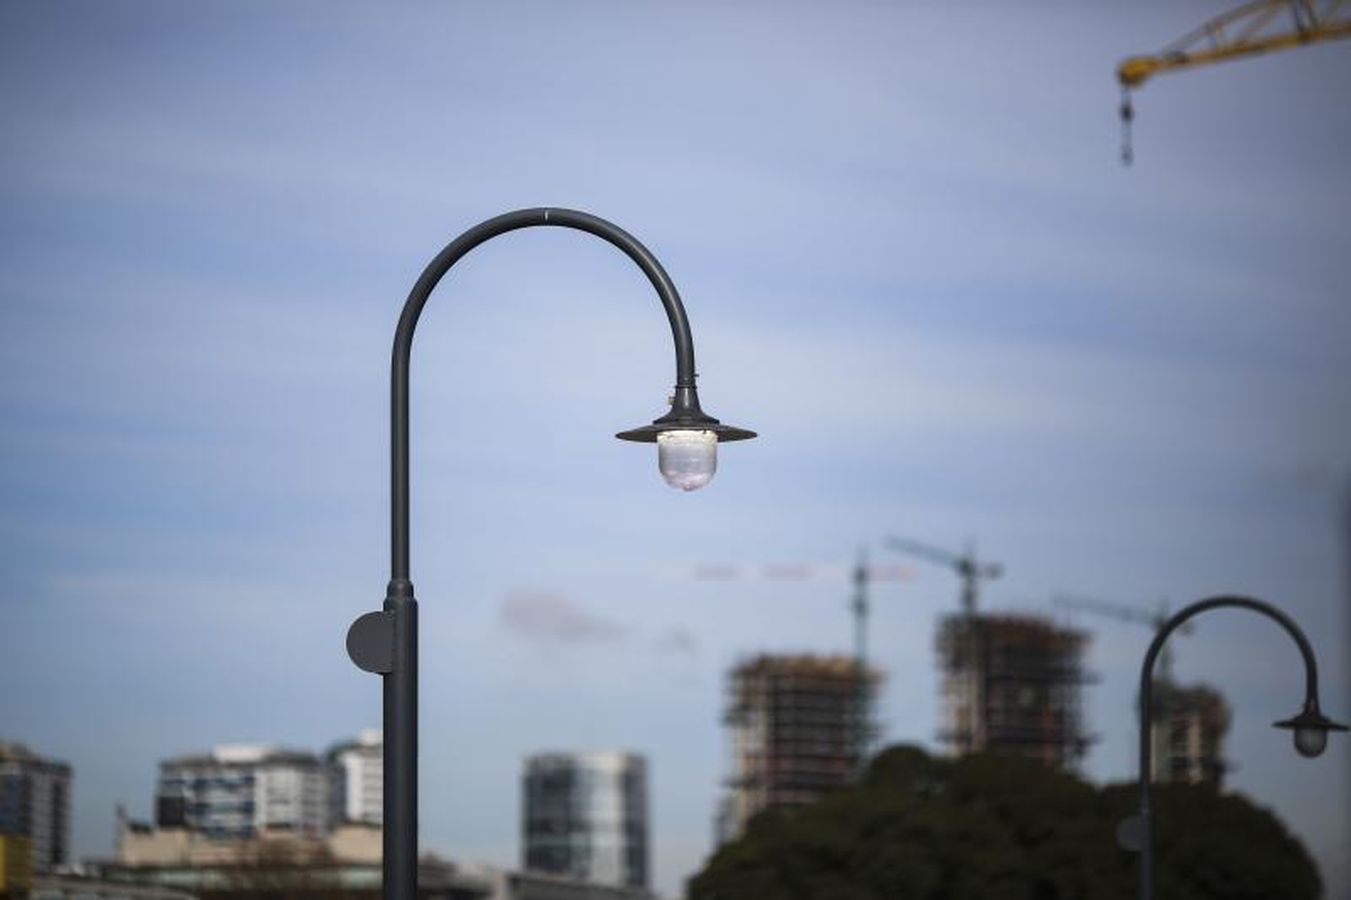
top-left (345, 208), bottom-right (756, 900)
top-left (1128, 594), bottom-right (1347, 900)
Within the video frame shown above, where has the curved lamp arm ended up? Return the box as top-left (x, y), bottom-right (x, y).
top-left (1138, 596), bottom-right (1320, 740)
top-left (348, 208), bottom-right (755, 900)
top-left (393, 208), bottom-right (689, 583)
top-left (1134, 594), bottom-right (1345, 900)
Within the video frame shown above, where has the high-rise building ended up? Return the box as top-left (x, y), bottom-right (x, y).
top-left (326, 730), bottom-right (382, 827)
top-left (719, 654), bottom-right (879, 842)
top-left (0, 742), bottom-right (72, 873)
top-left (156, 745), bottom-right (328, 839)
top-left (1151, 682), bottom-right (1230, 787)
top-left (522, 751), bottom-right (648, 890)
top-left (936, 613), bottom-right (1090, 770)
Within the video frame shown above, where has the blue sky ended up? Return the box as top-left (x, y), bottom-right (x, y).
top-left (2, 2), bottom-right (1349, 896)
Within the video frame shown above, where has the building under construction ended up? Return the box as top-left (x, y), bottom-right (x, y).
top-left (1150, 682), bottom-right (1230, 788)
top-left (936, 613), bottom-right (1091, 771)
top-left (717, 654), bottom-right (880, 843)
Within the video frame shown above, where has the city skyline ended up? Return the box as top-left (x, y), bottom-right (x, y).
top-left (2, 2), bottom-right (1349, 897)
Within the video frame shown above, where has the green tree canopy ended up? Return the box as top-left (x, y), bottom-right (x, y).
top-left (688, 745), bottom-right (1320, 900)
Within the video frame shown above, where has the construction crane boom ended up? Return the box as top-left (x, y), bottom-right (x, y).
top-left (678, 562), bottom-right (912, 583)
top-left (885, 537), bottom-right (1002, 616)
top-left (1053, 593), bottom-right (1159, 628)
top-left (676, 551), bottom-right (911, 779)
top-left (1119, 0), bottom-right (1351, 88)
top-left (883, 537), bottom-right (963, 569)
top-left (1116, 0), bottom-right (1351, 162)
top-left (1052, 593), bottom-right (1192, 685)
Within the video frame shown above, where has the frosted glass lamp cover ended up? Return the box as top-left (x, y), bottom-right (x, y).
top-left (1293, 725), bottom-right (1328, 758)
top-left (657, 429), bottom-right (717, 491)
top-left (1274, 707), bottom-right (1346, 758)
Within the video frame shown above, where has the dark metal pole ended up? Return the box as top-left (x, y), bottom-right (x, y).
top-left (376, 208), bottom-right (702, 900)
top-left (1135, 595), bottom-right (1323, 900)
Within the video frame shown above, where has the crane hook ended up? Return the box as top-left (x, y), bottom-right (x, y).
top-left (1120, 87), bottom-right (1135, 166)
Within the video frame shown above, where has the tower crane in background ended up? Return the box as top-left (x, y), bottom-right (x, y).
top-left (883, 538), bottom-right (1003, 757)
top-left (884, 537), bottom-right (1003, 616)
top-left (1051, 594), bottom-right (1231, 784)
top-left (679, 554), bottom-right (913, 776)
top-left (1116, 0), bottom-right (1351, 163)
top-left (1052, 594), bottom-right (1194, 687)
top-left (850, 549), bottom-right (873, 778)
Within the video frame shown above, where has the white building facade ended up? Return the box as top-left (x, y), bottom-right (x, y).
top-left (156, 745), bottom-right (329, 839)
top-left (1151, 683), bottom-right (1231, 787)
top-left (326, 729), bottom-right (382, 826)
top-left (522, 751), bottom-right (648, 890)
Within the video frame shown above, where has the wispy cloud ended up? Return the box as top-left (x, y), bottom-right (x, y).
top-left (654, 626), bottom-right (700, 658)
top-left (498, 591), bottom-right (626, 645)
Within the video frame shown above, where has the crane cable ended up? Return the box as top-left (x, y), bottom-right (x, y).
top-left (1119, 87), bottom-right (1136, 166)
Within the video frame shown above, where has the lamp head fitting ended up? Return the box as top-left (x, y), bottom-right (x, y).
top-left (615, 385), bottom-right (755, 492)
top-left (1273, 706), bottom-right (1348, 759)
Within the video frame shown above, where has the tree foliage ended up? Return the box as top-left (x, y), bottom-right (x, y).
top-left (688, 745), bottom-right (1320, 900)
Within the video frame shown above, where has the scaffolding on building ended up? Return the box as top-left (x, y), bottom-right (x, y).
top-left (936, 613), bottom-right (1092, 771)
top-left (718, 654), bottom-right (882, 843)
top-left (1151, 682), bottom-right (1231, 788)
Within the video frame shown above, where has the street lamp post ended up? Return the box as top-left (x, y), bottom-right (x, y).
top-left (343, 208), bottom-right (756, 900)
top-left (1130, 595), bottom-right (1346, 900)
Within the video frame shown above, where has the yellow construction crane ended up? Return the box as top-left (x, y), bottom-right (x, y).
top-left (1117, 0), bottom-right (1351, 163)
